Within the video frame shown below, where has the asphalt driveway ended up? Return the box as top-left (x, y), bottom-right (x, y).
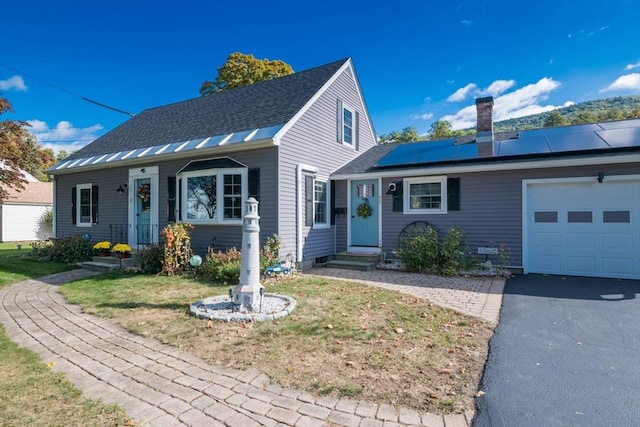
top-left (473, 274), bottom-right (640, 426)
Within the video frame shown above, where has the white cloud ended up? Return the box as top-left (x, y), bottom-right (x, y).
top-left (483, 79), bottom-right (516, 97)
top-left (442, 77), bottom-right (566, 129)
top-left (0, 75), bottom-right (27, 91)
top-left (446, 83), bottom-right (478, 102)
top-left (625, 62), bottom-right (640, 70)
top-left (446, 79), bottom-right (516, 102)
top-left (27, 119), bottom-right (103, 154)
top-left (600, 73), bottom-right (640, 92)
top-left (461, 19), bottom-right (472, 26)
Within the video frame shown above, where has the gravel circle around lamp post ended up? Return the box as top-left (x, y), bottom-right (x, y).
top-left (189, 294), bottom-right (297, 323)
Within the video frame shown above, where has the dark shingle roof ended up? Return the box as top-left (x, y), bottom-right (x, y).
top-left (67, 58), bottom-right (349, 161)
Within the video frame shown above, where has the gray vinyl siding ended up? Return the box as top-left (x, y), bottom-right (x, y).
top-left (278, 65), bottom-right (377, 263)
top-left (373, 163), bottom-right (640, 268)
top-left (54, 147), bottom-right (278, 254)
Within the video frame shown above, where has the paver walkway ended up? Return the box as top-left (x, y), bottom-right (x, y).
top-left (307, 268), bottom-right (505, 324)
top-left (0, 268), bottom-right (503, 426)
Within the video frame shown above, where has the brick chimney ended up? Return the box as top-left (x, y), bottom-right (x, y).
top-left (475, 96), bottom-right (494, 157)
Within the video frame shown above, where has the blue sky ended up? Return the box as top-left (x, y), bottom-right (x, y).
top-left (2, 0), bottom-right (639, 154)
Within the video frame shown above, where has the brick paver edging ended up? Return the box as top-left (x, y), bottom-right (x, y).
top-left (0, 269), bottom-right (480, 426)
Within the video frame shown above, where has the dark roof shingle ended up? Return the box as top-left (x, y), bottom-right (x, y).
top-left (67, 58), bottom-right (349, 161)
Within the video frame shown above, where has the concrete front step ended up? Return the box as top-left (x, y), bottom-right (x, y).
top-left (334, 252), bottom-right (384, 264)
top-left (325, 260), bottom-right (375, 271)
top-left (82, 256), bottom-right (137, 272)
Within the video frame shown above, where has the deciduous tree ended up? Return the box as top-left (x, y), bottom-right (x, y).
top-left (428, 120), bottom-right (454, 139)
top-left (0, 96), bottom-right (38, 200)
top-left (543, 110), bottom-right (569, 128)
top-left (199, 52), bottom-right (294, 95)
top-left (379, 126), bottom-right (421, 144)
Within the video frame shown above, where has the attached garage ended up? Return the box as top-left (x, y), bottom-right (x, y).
top-left (524, 175), bottom-right (640, 279)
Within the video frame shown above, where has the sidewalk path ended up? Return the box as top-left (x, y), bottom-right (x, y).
top-left (0, 269), bottom-right (500, 426)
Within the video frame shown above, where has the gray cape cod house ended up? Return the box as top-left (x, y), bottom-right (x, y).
top-left (49, 58), bottom-right (377, 268)
top-left (331, 98), bottom-right (640, 279)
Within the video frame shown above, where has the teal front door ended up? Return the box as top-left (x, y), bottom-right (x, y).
top-left (350, 179), bottom-right (379, 247)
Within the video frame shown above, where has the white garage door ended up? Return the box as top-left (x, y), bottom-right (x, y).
top-left (525, 176), bottom-right (640, 279)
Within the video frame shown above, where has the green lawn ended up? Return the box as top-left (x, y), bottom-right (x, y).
top-left (0, 242), bottom-right (77, 288)
top-left (0, 243), bottom-right (131, 426)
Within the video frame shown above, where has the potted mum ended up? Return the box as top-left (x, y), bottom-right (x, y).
top-left (112, 243), bottom-right (132, 259)
top-left (93, 241), bottom-right (112, 257)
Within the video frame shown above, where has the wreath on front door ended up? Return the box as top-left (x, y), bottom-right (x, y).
top-left (356, 200), bottom-right (372, 218)
top-left (138, 184), bottom-right (150, 202)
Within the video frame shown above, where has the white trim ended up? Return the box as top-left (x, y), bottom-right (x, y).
top-left (521, 173), bottom-right (640, 275)
top-left (128, 166), bottom-right (159, 246)
top-left (178, 167), bottom-right (247, 225)
top-left (52, 176), bottom-right (57, 238)
top-left (403, 176), bottom-right (448, 215)
top-left (331, 153), bottom-right (640, 180)
top-left (347, 177), bottom-right (382, 250)
top-left (296, 163), bottom-right (319, 263)
top-left (76, 183), bottom-right (92, 227)
top-left (312, 177), bottom-right (330, 229)
top-left (274, 60), bottom-right (352, 141)
top-left (340, 104), bottom-right (356, 147)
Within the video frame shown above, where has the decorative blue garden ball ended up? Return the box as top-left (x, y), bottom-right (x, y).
top-left (81, 233), bottom-right (91, 241)
top-left (189, 255), bottom-right (203, 267)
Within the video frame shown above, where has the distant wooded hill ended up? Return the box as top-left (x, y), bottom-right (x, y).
top-left (493, 95), bottom-right (640, 132)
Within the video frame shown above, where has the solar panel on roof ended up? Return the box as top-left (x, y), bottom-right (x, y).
top-left (597, 127), bottom-right (640, 148)
top-left (598, 119), bottom-right (640, 130)
top-left (518, 123), bottom-right (602, 138)
top-left (497, 136), bottom-right (550, 156)
top-left (546, 131), bottom-right (609, 152)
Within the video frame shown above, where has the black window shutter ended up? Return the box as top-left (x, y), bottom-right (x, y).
top-left (91, 185), bottom-right (99, 224)
top-left (354, 111), bottom-right (360, 150)
top-left (336, 99), bottom-right (343, 143)
top-left (168, 176), bottom-right (176, 223)
top-left (71, 187), bottom-right (77, 224)
top-left (177, 178), bottom-right (182, 221)
top-left (447, 178), bottom-right (461, 211)
top-left (305, 175), bottom-right (313, 226)
top-left (248, 168), bottom-right (260, 201)
top-left (392, 181), bottom-right (403, 212)
top-left (330, 180), bottom-right (336, 225)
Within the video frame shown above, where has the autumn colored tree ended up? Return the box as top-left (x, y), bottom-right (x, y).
top-left (0, 96), bottom-right (39, 200)
top-left (199, 52), bottom-right (294, 95)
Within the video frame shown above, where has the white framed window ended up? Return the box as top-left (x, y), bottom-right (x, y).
top-left (403, 176), bottom-right (447, 214)
top-left (180, 168), bottom-right (247, 224)
top-left (342, 105), bottom-right (354, 145)
top-left (76, 183), bottom-right (93, 227)
top-left (313, 179), bottom-right (329, 228)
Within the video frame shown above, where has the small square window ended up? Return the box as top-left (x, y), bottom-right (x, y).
top-left (403, 177), bottom-right (447, 214)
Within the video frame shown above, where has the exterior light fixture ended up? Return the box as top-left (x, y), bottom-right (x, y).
top-left (597, 172), bottom-right (604, 183)
top-left (116, 183), bottom-right (128, 193)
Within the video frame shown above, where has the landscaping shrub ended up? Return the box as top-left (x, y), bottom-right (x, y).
top-left (261, 233), bottom-right (282, 269)
top-left (200, 247), bottom-right (242, 285)
top-left (137, 244), bottom-right (164, 274)
top-left (30, 235), bottom-right (93, 264)
top-left (397, 226), bottom-right (468, 275)
top-left (396, 225), bottom-right (439, 273)
top-left (161, 223), bottom-right (193, 276)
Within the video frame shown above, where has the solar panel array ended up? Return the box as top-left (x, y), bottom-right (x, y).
top-left (375, 119), bottom-right (640, 168)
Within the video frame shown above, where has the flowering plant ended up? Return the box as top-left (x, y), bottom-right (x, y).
top-left (112, 243), bottom-right (132, 254)
top-left (93, 241), bottom-right (112, 250)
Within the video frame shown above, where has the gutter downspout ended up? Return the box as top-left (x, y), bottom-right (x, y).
top-left (296, 163), bottom-right (319, 264)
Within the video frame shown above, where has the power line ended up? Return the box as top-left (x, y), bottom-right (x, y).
top-left (0, 63), bottom-right (135, 117)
